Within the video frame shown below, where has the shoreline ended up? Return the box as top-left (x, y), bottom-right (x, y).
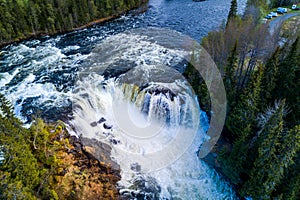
top-left (0, 4), bottom-right (148, 49)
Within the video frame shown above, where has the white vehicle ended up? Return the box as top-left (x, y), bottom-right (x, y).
top-left (277, 7), bottom-right (288, 13)
top-left (265, 14), bottom-right (273, 19)
top-left (262, 18), bottom-right (268, 24)
top-left (292, 4), bottom-right (297, 10)
top-left (282, 8), bottom-right (288, 13)
top-left (270, 12), bottom-right (278, 17)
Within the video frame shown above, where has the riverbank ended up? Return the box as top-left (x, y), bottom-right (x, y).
top-left (0, 0), bottom-right (148, 48)
top-left (0, 108), bottom-right (122, 199)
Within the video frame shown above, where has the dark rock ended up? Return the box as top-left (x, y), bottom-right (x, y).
top-left (130, 163), bottom-right (141, 172)
top-left (97, 117), bottom-right (106, 124)
top-left (102, 61), bottom-right (136, 79)
top-left (124, 175), bottom-right (161, 199)
top-left (90, 121), bottom-right (98, 127)
top-left (139, 83), bottom-right (150, 92)
top-left (110, 138), bottom-right (120, 145)
top-left (147, 86), bottom-right (176, 101)
top-left (103, 132), bottom-right (110, 137)
top-left (103, 123), bottom-right (113, 129)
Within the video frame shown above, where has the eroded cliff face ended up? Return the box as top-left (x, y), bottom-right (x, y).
top-left (52, 134), bottom-right (121, 199)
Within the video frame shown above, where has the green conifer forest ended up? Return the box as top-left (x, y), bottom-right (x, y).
top-left (200, 0), bottom-right (300, 199)
top-left (0, 0), bottom-right (146, 45)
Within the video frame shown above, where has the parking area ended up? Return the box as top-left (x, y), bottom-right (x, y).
top-left (264, 4), bottom-right (300, 23)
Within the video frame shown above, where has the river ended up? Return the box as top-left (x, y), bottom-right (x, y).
top-left (0, 0), bottom-right (247, 199)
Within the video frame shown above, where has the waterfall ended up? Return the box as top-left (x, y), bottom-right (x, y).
top-left (67, 29), bottom-right (236, 199)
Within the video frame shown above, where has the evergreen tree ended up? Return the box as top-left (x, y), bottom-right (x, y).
top-left (183, 52), bottom-right (210, 114)
top-left (226, 64), bottom-right (263, 138)
top-left (241, 102), bottom-right (300, 199)
top-left (219, 66), bottom-right (264, 184)
top-left (219, 124), bottom-right (252, 184)
top-left (0, 94), bottom-right (39, 199)
top-left (274, 145), bottom-right (300, 199)
top-left (224, 40), bottom-right (238, 110)
top-left (273, 37), bottom-right (300, 126)
top-left (260, 47), bottom-right (280, 108)
top-left (226, 0), bottom-right (238, 27)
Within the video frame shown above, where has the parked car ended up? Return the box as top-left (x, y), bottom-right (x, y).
top-left (265, 14), bottom-right (272, 19)
top-left (262, 18), bottom-right (268, 24)
top-left (291, 4), bottom-right (300, 10)
top-left (277, 7), bottom-right (287, 13)
top-left (270, 12), bottom-right (278, 17)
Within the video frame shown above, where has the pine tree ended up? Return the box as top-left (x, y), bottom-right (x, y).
top-left (0, 94), bottom-right (40, 199)
top-left (274, 142), bottom-right (300, 199)
top-left (260, 47), bottom-right (280, 108)
top-left (220, 66), bottom-right (264, 184)
top-left (226, 0), bottom-right (238, 27)
top-left (224, 40), bottom-right (238, 110)
top-left (241, 102), bottom-right (300, 199)
top-left (273, 37), bottom-right (300, 126)
top-left (219, 124), bottom-right (252, 184)
top-left (183, 52), bottom-right (210, 114)
top-left (226, 64), bottom-right (263, 138)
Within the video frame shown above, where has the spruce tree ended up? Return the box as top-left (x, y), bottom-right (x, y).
top-left (241, 102), bottom-right (300, 199)
top-left (220, 66), bottom-right (263, 184)
top-left (0, 94), bottom-right (40, 199)
top-left (274, 143), bottom-right (300, 199)
top-left (226, 0), bottom-right (238, 27)
top-left (226, 64), bottom-right (263, 138)
top-left (224, 40), bottom-right (238, 110)
top-left (260, 47), bottom-right (280, 108)
top-left (273, 37), bottom-right (300, 126)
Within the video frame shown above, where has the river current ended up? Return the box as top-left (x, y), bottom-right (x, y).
top-left (0, 0), bottom-right (247, 199)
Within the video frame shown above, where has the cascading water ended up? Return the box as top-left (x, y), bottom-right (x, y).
top-left (65, 29), bottom-right (236, 199)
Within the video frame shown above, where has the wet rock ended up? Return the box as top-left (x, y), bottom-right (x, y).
top-left (130, 162), bottom-right (141, 172)
top-left (103, 132), bottom-right (110, 137)
top-left (90, 121), bottom-right (98, 127)
top-left (121, 175), bottom-right (161, 200)
top-left (97, 117), bottom-right (106, 124)
top-left (81, 137), bottom-right (120, 172)
top-left (110, 138), bottom-right (120, 145)
top-left (103, 123), bottom-right (113, 129)
top-left (147, 86), bottom-right (176, 101)
top-left (139, 83), bottom-right (150, 92)
top-left (102, 61), bottom-right (136, 79)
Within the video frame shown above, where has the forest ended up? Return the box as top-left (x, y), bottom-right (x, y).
top-left (200, 0), bottom-right (300, 199)
top-left (0, 0), bottom-right (146, 46)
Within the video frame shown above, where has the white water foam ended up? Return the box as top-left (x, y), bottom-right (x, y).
top-left (68, 30), bottom-right (236, 199)
top-left (0, 41), bottom-right (88, 122)
top-left (69, 73), bottom-right (235, 199)
top-left (0, 68), bottom-right (20, 88)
